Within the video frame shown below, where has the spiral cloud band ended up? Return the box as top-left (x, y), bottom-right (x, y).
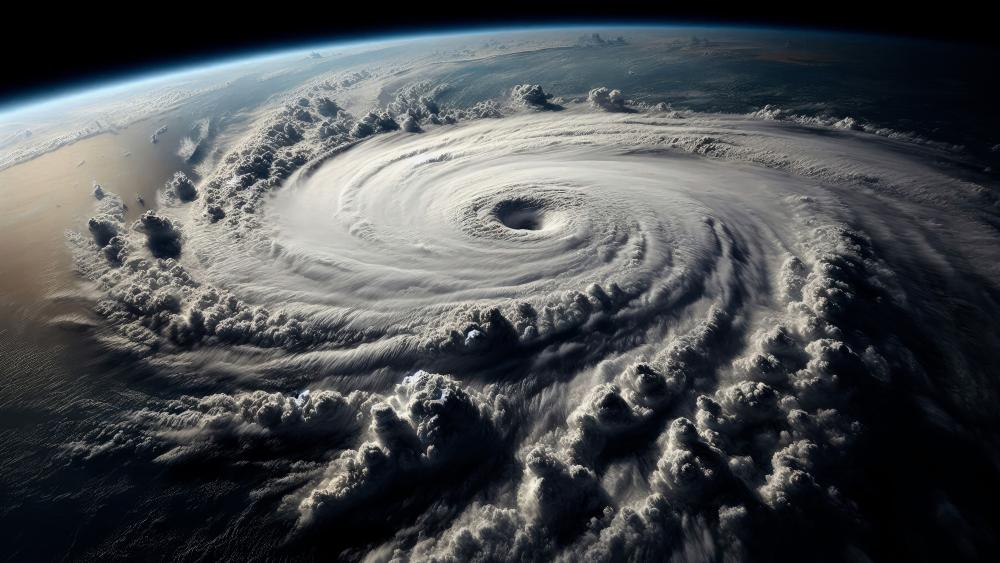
top-left (70, 99), bottom-right (1000, 560)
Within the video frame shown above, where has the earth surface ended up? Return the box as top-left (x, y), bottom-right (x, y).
top-left (1, 26), bottom-right (999, 562)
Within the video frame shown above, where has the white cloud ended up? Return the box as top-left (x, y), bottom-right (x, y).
top-left (65, 98), bottom-right (1000, 560)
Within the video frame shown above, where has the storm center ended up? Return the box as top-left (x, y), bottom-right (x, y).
top-left (495, 199), bottom-right (546, 230)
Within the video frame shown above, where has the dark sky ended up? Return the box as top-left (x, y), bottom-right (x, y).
top-left (3, 2), bottom-right (995, 106)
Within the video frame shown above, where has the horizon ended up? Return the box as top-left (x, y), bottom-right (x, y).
top-left (0, 22), bottom-right (982, 118)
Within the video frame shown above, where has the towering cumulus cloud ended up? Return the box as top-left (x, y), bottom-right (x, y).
top-left (587, 87), bottom-right (629, 112)
top-left (166, 171), bottom-right (198, 202)
top-left (69, 94), bottom-right (1000, 561)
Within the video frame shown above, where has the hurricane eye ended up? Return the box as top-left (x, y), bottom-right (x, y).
top-left (494, 199), bottom-right (546, 230)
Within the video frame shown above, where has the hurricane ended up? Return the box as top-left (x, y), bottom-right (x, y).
top-left (6, 18), bottom-right (1000, 563)
top-left (60, 87), bottom-right (1000, 560)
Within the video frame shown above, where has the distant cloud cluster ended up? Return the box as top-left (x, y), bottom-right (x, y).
top-left (510, 84), bottom-right (561, 111)
top-left (150, 124), bottom-right (168, 144)
top-left (587, 87), bottom-right (628, 112)
top-left (746, 104), bottom-right (962, 150)
top-left (576, 33), bottom-right (627, 47)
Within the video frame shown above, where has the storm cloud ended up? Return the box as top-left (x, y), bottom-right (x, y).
top-left (587, 87), bottom-right (629, 112)
top-left (135, 210), bottom-right (182, 259)
top-left (510, 84), bottom-right (561, 111)
top-left (166, 171), bottom-right (198, 202)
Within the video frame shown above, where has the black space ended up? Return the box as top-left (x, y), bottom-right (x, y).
top-left (2, 2), bottom-right (996, 106)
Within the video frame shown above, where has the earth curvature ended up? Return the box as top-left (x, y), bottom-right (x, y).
top-left (1, 25), bottom-right (1000, 562)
